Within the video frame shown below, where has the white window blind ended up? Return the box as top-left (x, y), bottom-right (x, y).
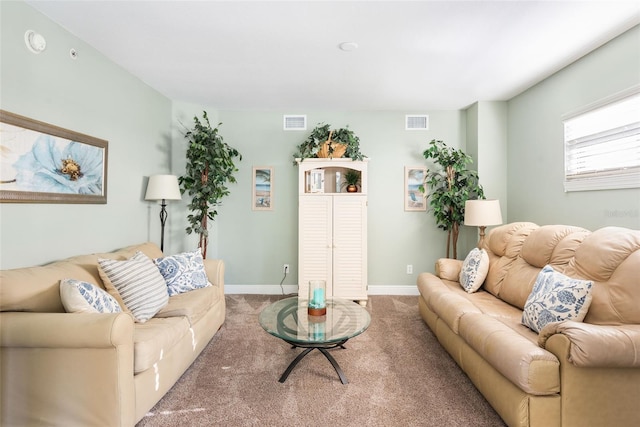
top-left (563, 91), bottom-right (640, 192)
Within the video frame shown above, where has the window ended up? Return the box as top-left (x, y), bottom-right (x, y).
top-left (563, 89), bottom-right (640, 192)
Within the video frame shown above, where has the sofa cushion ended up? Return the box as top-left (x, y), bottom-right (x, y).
top-left (567, 227), bottom-right (640, 325)
top-left (59, 279), bottom-right (122, 314)
top-left (483, 222), bottom-right (538, 297)
top-left (428, 291), bottom-right (482, 333)
top-left (459, 313), bottom-right (560, 395)
top-left (133, 316), bottom-right (190, 374)
top-left (98, 252), bottom-right (169, 323)
top-left (459, 248), bottom-right (489, 293)
top-left (155, 285), bottom-right (220, 326)
top-left (153, 249), bottom-right (210, 296)
top-left (522, 265), bottom-right (593, 333)
top-left (499, 225), bottom-right (589, 309)
top-left (0, 260), bottom-right (96, 313)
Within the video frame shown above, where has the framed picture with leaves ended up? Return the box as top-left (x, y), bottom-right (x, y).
top-left (405, 166), bottom-right (426, 211)
top-left (252, 166), bottom-right (273, 211)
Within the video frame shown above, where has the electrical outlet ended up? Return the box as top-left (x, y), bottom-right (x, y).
top-left (283, 264), bottom-right (290, 274)
top-left (406, 264), bottom-right (413, 274)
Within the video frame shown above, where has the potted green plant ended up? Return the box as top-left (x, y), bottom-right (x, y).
top-left (341, 169), bottom-right (361, 192)
top-left (179, 111), bottom-right (242, 258)
top-left (420, 139), bottom-right (484, 259)
top-left (293, 123), bottom-right (365, 164)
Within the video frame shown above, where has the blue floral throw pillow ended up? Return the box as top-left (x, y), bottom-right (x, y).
top-left (154, 249), bottom-right (210, 296)
top-left (459, 248), bottom-right (490, 293)
top-left (60, 278), bottom-right (122, 314)
top-left (522, 265), bottom-right (593, 333)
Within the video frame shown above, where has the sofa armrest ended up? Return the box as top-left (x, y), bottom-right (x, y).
top-left (539, 321), bottom-right (640, 368)
top-left (204, 258), bottom-right (225, 293)
top-left (435, 258), bottom-right (463, 281)
top-left (0, 311), bottom-right (133, 347)
top-left (0, 312), bottom-right (136, 426)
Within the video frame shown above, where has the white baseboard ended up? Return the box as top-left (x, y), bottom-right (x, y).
top-left (225, 284), bottom-right (419, 296)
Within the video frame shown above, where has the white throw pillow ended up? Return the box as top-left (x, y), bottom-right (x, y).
top-left (154, 248), bottom-right (210, 296)
top-left (459, 248), bottom-right (490, 293)
top-left (60, 279), bottom-right (122, 314)
top-left (98, 251), bottom-right (169, 323)
top-left (522, 265), bottom-right (593, 333)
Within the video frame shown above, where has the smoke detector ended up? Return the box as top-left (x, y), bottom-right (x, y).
top-left (338, 42), bottom-right (358, 52)
top-left (25, 30), bottom-right (46, 54)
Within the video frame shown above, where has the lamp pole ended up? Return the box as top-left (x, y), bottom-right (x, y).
top-left (145, 175), bottom-right (182, 254)
top-left (159, 198), bottom-right (168, 252)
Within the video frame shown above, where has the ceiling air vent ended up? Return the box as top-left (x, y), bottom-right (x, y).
top-left (405, 115), bottom-right (429, 130)
top-left (284, 115), bottom-right (307, 131)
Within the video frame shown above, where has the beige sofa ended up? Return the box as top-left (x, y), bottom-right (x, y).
top-left (0, 242), bottom-right (225, 426)
top-left (417, 222), bottom-right (640, 427)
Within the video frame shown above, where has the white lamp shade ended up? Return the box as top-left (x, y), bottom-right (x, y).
top-left (464, 199), bottom-right (503, 226)
top-left (145, 175), bottom-right (182, 201)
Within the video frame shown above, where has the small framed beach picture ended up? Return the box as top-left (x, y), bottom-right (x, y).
top-left (0, 110), bottom-right (108, 204)
top-left (405, 166), bottom-right (426, 211)
top-left (252, 166), bottom-right (273, 211)
top-left (308, 168), bottom-right (324, 193)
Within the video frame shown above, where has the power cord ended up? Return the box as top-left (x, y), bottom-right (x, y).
top-left (279, 270), bottom-right (287, 295)
top-left (279, 269), bottom-right (297, 297)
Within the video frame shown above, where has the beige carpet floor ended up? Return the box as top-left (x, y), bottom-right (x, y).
top-left (137, 294), bottom-right (506, 426)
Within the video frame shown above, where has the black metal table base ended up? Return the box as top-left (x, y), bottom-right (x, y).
top-left (279, 340), bottom-right (349, 384)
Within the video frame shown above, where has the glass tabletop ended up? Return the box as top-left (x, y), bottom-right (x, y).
top-left (259, 297), bottom-right (371, 345)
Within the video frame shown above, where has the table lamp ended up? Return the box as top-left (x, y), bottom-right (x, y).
top-left (464, 199), bottom-right (503, 248)
top-left (145, 175), bottom-right (182, 252)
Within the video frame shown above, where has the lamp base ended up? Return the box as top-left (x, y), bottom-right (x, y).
top-left (477, 226), bottom-right (487, 249)
top-left (308, 307), bottom-right (326, 316)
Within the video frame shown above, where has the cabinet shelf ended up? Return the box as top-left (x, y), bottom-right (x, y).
top-left (296, 158), bottom-right (368, 195)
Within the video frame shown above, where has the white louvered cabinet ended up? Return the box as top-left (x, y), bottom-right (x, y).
top-left (296, 158), bottom-right (368, 305)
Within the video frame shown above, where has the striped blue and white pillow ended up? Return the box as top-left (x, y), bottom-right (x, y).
top-left (98, 251), bottom-right (169, 323)
top-left (60, 278), bottom-right (122, 314)
top-left (154, 248), bottom-right (210, 296)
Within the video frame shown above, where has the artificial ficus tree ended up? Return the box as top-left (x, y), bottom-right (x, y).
top-left (179, 111), bottom-right (242, 258)
top-left (420, 139), bottom-right (484, 259)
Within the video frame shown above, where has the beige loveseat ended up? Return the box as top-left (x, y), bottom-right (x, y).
top-left (417, 222), bottom-right (640, 427)
top-left (0, 242), bottom-right (225, 426)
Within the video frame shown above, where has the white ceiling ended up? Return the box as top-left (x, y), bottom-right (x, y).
top-left (27, 1), bottom-right (640, 111)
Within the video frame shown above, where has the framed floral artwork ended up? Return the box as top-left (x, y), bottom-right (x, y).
top-left (0, 110), bottom-right (108, 203)
top-left (252, 166), bottom-right (273, 211)
top-left (405, 166), bottom-right (426, 211)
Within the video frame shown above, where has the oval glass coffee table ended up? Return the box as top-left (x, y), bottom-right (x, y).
top-left (259, 297), bottom-right (371, 384)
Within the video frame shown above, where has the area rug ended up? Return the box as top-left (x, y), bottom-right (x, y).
top-left (137, 294), bottom-right (505, 426)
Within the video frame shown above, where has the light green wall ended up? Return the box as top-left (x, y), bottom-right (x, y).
top-left (476, 101), bottom-right (508, 208)
top-left (4, 1), bottom-right (637, 289)
top-left (0, 1), bottom-right (173, 269)
top-left (169, 108), bottom-right (468, 288)
top-left (465, 101), bottom-right (508, 235)
top-left (507, 25), bottom-right (640, 230)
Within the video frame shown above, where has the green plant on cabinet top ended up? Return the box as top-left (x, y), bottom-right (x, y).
top-left (293, 123), bottom-right (365, 165)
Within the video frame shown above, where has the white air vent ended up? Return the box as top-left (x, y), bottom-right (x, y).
top-left (284, 115), bottom-right (307, 130)
top-left (405, 115), bottom-right (429, 130)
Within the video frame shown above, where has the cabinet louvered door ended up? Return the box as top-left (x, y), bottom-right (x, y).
top-left (298, 196), bottom-right (333, 299)
top-left (332, 196), bottom-right (367, 300)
